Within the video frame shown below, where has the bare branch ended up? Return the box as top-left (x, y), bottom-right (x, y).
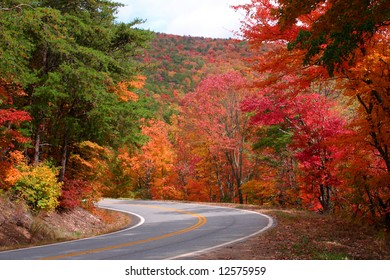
top-left (0, 4), bottom-right (34, 12)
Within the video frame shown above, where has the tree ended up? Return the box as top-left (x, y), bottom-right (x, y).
top-left (235, 0), bottom-right (390, 226)
top-left (251, 124), bottom-right (300, 207)
top-left (119, 119), bottom-right (175, 199)
top-left (341, 28), bottom-right (390, 172)
top-left (235, 0), bottom-right (390, 75)
top-left (338, 28), bottom-right (390, 224)
top-left (182, 72), bottom-right (255, 203)
top-left (0, 0), bottom-right (152, 183)
top-left (0, 79), bottom-right (31, 189)
top-left (242, 75), bottom-right (348, 212)
top-left (334, 129), bottom-right (389, 226)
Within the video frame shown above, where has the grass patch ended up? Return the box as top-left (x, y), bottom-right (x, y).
top-left (267, 210), bottom-right (389, 259)
top-left (315, 252), bottom-right (350, 260)
top-left (71, 231), bottom-right (83, 238)
top-left (30, 218), bottom-right (59, 241)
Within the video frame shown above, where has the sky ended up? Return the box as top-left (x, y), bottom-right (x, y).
top-left (115, 0), bottom-right (251, 39)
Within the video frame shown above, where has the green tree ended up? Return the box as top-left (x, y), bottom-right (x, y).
top-left (0, 0), bottom-right (152, 181)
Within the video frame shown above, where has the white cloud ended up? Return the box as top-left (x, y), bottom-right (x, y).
top-left (115, 0), bottom-right (250, 38)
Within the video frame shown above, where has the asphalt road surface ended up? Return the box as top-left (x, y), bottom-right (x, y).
top-left (0, 199), bottom-right (273, 260)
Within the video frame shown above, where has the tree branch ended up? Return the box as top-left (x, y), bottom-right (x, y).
top-left (0, 4), bottom-right (34, 11)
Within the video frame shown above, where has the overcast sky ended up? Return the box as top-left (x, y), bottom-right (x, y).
top-left (115, 0), bottom-right (250, 38)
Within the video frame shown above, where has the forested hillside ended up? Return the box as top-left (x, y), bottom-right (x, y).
top-left (1, 0), bottom-right (389, 232)
top-left (139, 33), bottom-right (252, 93)
top-left (134, 33), bottom-right (254, 121)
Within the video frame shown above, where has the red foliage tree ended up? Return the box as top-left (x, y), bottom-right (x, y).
top-left (0, 80), bottom-right (31, 189)
top-left (58, 178), bottom-right (92, 210)
top-left (181, 71), bottom-right (256, 203)
top-left (242, 75), bottom-right (349, 212)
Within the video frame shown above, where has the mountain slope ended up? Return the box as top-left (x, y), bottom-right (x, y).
top-left (138, 33), bottom-right (252, 95)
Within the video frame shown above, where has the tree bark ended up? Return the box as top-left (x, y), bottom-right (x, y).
top-left (59, 137), bottom-right (68, 182)
top-left (33, 131), bottom-right (40, 166)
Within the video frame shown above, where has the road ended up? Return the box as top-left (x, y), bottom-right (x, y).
top-left (0, 199), bottom-right (273, 260)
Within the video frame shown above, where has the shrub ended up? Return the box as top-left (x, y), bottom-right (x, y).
top-left (59, 178), bottom-right (92, 210)
top-left (12, 162), bottom-right (63, 211)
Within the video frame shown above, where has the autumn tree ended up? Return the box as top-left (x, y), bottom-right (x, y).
top-left (273, 0), bottom-right (390, 75)
top-left (0, 79), bottom-right (31, 189)
top-left (341, 28), bottom-right (390, 172)
top-left (235, 0), bottom-right (389, 225)
top-left (235, 0), bottom-right (389, 172)
top-left (119, 119), bottom-right (176, 199)
top-left (182, 72), bottom-right (256, 204)
top-left (168, 115), bottom-right (207, 200)
top-left (236, 0), bottom-right (389, 75)
top-left (338, 28), bottom-right (390, 224)
top-left (242, 74), bottom-right (348, 212)
top-left (249, 125), bottom-right (299, 207)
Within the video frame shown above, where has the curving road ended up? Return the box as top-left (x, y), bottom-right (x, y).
top-left (0, 199), bottom-right (273, 260)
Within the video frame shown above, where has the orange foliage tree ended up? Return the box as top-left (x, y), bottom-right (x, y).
top-left (119, 119), bottom-right (176, 199)
top-left (64, 141), bottom-right (114, 209)
top-left (336, 28), bottom-right (390, 224)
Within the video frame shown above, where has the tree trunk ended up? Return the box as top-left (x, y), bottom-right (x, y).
top-left (213, 156), bottom-right (225, 202)
top-left (237, 177), bottom-right (244, 204)
top-left (225, 150), bottom-right (244, 204)
top-left (33, 131), bottom-right (40, 166)
top-left (319, 185), bottom-right (332, 213)
top-left (59, 137), bottom-right (68, 182)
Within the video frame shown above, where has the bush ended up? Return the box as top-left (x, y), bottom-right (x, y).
top-left (59, 178), bottom-right (92, 210)
top-left (12, 162), bottom-right (63, 211)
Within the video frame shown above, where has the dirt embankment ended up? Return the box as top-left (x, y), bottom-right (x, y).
top-left (0, 195), bottom-right (131, 251)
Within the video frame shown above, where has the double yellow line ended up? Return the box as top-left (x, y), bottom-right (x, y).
top-left (41, 205), bottom-right (207, 260)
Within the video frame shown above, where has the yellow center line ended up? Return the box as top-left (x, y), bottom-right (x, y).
top-left (41, 204), bottom-right (207, 260)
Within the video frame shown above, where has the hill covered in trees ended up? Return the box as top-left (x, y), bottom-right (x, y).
top-left (133, 33), bottom-right (255, 121)
top-left (139, 33), bottom-right (252, 94)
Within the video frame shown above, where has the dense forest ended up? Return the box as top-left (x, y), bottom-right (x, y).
top-left (0, 0), bottom-right (389, 230)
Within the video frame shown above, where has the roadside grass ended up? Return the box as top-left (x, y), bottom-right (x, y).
top-left (259, 209), bottom-right (389, 259)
